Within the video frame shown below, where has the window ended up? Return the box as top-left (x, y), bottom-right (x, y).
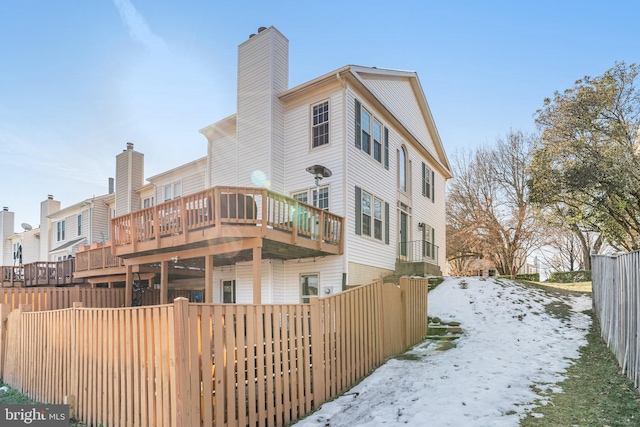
top-left (222, 280), bottom-right (236, 303)
top-left (355, 99), bottom-right (389, 167)
top-left (374, 198), bottom-right (383, 240)
top-left (292, 186), bottom-right (329, 210)
top-left (362, 192), bottom-right (371, 236)
top-left (312, 101), bottom-right (329, 148)
top-left (301, 274), bottom-right (319, 303)
top-left (57, 220), bottom-right (66, 242)
top-left (421, 224), bottom-right (435, 259)
top-left (355, 186), bottom-right (389, 243)
top-left (313, 187), bottom-right (329, 210)
top-left (422, 163), bottom-right (435, 201)
top-left (399, 146), bottom-right (407, 192)
top-left (292, 191), bottom-right (308, 204)
top-left (361, 109), bottom-right (371, 154)
top-left (143, 197), bottom-right (154, 208)
top-left (163, 181), bottom-right (182, 201)
top-left (77, 214), bottom-right (82, 236)
top-left (373, 120), bottom-right (382, 163)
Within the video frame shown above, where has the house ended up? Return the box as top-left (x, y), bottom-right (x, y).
top-left (81, 25), bottom-right (452, 305)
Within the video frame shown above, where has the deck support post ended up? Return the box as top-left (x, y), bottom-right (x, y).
top-left (161, 260), bottom-right (169, 305)
top-left (125, 264), bottom-right (133, 306)
top-left (204, 254), bottom-right (214, 303)
top-left (252, 239), bottom-right (262, 304)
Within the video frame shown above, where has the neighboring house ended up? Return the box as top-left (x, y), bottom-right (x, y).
top-left (93, 26), bottom-right (452, 305)
top-left (0, 192), bottom-right (114, 266)
top-left (47, 193), bottom-right (114, 261)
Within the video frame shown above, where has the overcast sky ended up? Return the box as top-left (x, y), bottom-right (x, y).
top-left (1, 0), bottom-right (638, 229)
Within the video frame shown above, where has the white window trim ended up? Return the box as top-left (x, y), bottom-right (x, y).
top-left (300, 273), bottom-right (319, 303)
top-left (358, 102), bottom-right (385, 166)
top-left (360, 189), bottom-right (385, 242)
top-left (311, 100), bottom-right (330, 149)
top-left (56, 220), bottom-right (66, 242)
top-left (163, 181), bottom-right (183, 201)
top-left (291, 185), bottom-right (330, 210)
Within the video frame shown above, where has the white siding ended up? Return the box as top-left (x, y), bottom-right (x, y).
top-left (209, 128), bottom-right (238, 186)
top-left (283, 90), bottom-right (345, 216)
top-left (360, 77), bottom-right (438, 158)
top-left (236, 27), bottom-right (288, 192)
top-left (91, 203), bottom-right (112, 243)
top-left (345, 90), bottom-right (398, 276)
top-left (282, 256), bottom-right (344, 302)
top-left (235, 261), bottom-right (273, 304)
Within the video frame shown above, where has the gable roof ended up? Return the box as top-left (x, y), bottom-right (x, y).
top-left (280, 65), bottom-right (453, 179)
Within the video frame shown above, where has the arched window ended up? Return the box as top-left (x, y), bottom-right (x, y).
top-left (399, 146), bottom-right (407, 192)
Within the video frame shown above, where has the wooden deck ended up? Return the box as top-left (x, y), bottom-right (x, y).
top-left (1, 259), bottom-right (85, 287)
top-left (110, 186), bottom-right (344, 260)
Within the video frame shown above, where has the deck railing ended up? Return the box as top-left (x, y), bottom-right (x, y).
top-left (75, 246), bottom-right (124, 272)
top-left (398, 240), bottom-right (439, 264)
top-left (2, 260), bottom-right (82, 287)
top-left (112, 186), bottom-right (343, 249)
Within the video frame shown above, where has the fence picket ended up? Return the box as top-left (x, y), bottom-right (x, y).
top-left (0, 278), bottom-right (430, 427)
top-left (593, 252), bottom-right (640, 390)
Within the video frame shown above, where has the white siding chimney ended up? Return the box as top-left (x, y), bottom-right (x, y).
top-left (115, 143), bottom-right (144, 217)
top-left (0, 207), bottom-right (15, 265)
top-left (40, 195), bottom-right (60, 261)
top-left (236, 26), bottom-right (288, 193)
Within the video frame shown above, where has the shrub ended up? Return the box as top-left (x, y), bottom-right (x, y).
top-left (549, 270), bottom-right (591, 283)
top-left (497, 273), bottom-right (540, 282)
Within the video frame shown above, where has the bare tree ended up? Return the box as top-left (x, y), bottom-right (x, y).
top-left (447, 131), bottom-right (545, 277)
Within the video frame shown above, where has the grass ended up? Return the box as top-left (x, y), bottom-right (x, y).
top-left (513, 280), bottom-right (640, 426)
top-left (520, 310), bottom-right (640, 426)
top-left (0, 382), bottom-right (38, 404)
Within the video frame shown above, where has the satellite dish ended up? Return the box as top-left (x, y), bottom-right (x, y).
top-left (21, 223), bottom-right (32, 231)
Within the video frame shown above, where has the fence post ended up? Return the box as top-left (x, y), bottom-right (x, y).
top-left (67, 301), bottom-right (83, 421)
top-left (0, 303), bottom-right (10, 380)
top-left (72, 286), bottom-right (81, 305)
top-left (172, 297), bottom-right (192, 427)
top-left (309, 296), bottom-right (326, 407)
top-left (399, 278), bottom-right (411, 350)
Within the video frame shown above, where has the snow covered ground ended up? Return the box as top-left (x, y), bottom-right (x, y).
top-left (293, 277), bottom-right (592, 427)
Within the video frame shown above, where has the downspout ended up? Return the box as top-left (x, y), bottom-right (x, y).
top-left (337, 71), bottom-right (349, 289)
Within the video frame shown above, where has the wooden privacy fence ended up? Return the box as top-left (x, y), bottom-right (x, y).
top-left (0, 287), bottom-right (198, 311)
top-left (0, 277), bottom-right (429, 427)
top-left (592, 251), bottom-right (640, 390)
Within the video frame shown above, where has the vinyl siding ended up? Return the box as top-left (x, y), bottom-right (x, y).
top-left (345, 90), bottom-right (397, 274)
top-left (209, 129), bottom-right (238, 186)
top-left (237, 28), bottom-right (288, 191)
top-left (360, 77), bottom-right (437, 157)
top-left (91, 203), bottom-right (112, 243)
top-left (235, 260), bottom-right (273, 304)
top-left (283, 90), bottom-right (345, 216)
top-left (282, 256), bottom-right (344, 302)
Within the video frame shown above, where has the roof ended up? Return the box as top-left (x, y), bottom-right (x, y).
top-left (50, 237), bottom-right (85, 253)
top-left (281, 65), bottom-right (452, 178)
top-left (48, 193), bottom-right (115, 219)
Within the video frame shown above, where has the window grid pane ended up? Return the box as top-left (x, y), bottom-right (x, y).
top-left (312, 102), bottom-right (329, 148)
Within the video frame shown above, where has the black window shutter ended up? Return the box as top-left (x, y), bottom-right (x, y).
top-left (355, 99), bottom-right (362, 149)
top-left (422, 163), bottom-right (426, 197)
top-left (355, 186), bottom-right (362, 235)
top-left (432, 227), bottom-right (435, 258)
top-left (432, 170), bottom-right (435, 202)
top-left (384, 127), bottom-right (389, 170)
top-left (385, 202), bottom-right (390, 245)
top-left (422, 224), bottom-right (426, 256)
